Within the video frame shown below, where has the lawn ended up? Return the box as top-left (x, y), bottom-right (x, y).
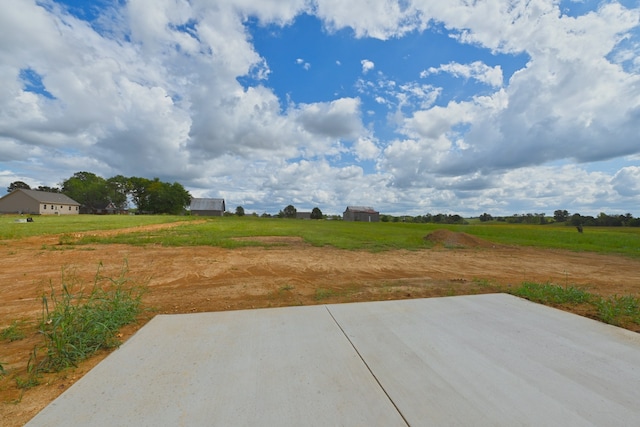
top-left (67, 216), bottom-right (640, 257)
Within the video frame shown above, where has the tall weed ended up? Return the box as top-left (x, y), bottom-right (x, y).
top-left (37, 262), bottom-right (145, 372)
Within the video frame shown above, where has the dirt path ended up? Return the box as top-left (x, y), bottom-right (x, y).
top-left (2, 228), bottom-right (640, 426)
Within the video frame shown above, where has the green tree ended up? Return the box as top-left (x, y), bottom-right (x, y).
top-left (36, 186), bottom-right (60, 193)
top-left (128, 177), bottom-right (152, 212)
top-left (7, 181), bottom-right (30, 193)
top-left (106, 175), bottom-right (131, 209)
top-left (235, 206), bottom-right (245, 216)
top-left (553, 210), bottom-right (569, 222)
top-left (143, 179), bottom-right (191, 214)
top-left (310, 207), bottom-right (323, 219)
top-left (61, 172), bottom-right (109, 211)
top-left (282, 204), bottom-right (297, 219)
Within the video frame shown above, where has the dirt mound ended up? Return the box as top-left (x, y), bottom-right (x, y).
top-left (424, 229), bottom-right (496, 248)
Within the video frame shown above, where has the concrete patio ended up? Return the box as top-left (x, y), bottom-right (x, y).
top-left (26, 294), bottom-right (640, 426)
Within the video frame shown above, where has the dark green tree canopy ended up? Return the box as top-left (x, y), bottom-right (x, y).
top-left (235, 206), bottom-right (245, 216)
top-left (59, 172), bottom-right (191, 214)
top-left (282, 204), bottom-right (297, 219)
top-left (129, 177), bottom-right (191, 214)
top-left (311, 207), bottom-right (323, 219)
top-left (36, 186), bottom-right (60, 193)
top-left (554, 210), bottom-right (569, 222)
top-left (61, 172), bottom-right (109, 210)
top-left (7, 181), bottom-right (31, 193)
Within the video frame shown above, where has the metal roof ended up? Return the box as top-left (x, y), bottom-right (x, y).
top-left (189, 198), bottom-right (225, 211)
top-left (345, 206), bottom-right (378, 213)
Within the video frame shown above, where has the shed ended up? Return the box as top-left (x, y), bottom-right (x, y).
top-left (343, 206), bottom-right (380, 222)
top-left (0, 189), bottom-right (80, 215)
top-left (189, 198), bottom-right (226, 216)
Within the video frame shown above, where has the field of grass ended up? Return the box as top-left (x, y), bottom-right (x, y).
top-left (0, 214), bottom-right (196, 240)
top-left (2, 214), bottom-right (639, 257)
top-left (441, 222), bottom-right (640, 256)
top-left (68, 216), bottom-right (640, 257)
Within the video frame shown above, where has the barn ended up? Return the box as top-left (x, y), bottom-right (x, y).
top-left (0, 189), bottom-right (80, 215)
top-left (189, 198), bottom-right (226, 216)
top-left (343, 206), bottom-right (380, 222)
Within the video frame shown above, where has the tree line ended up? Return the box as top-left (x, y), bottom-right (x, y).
top-left (394, 210), bottom-right (640, 227)
top-left (7, 172), bottom-right (191, 215)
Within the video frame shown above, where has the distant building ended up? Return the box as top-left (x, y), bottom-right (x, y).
top-left (0, 189), bottom-right (80, 215)
top-left (189, 198), bottom-right (226, 216)
top-left (88, 202), bottom-right (128, 215)
top-left (343, 206), bottom-right (380, 222)
top-left (296, 212), bottom-right (312, 220)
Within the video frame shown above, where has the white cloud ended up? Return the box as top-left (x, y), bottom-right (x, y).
top-left (295, 97), bottom-right (363, 140)
top-left (360, 59), bottom-right (375, 74)
top-left (422, 61), bottom-right (503, 87)
top-left (315, 0), bottom-right (424, 39)
top-left (612, 166), bottom-right (640, 197)
top-left (1, 0), bottom-right (639, 217)
top-left (353, 137), bottom-right (380, 160)
top-left (296, 58), bottom-right (311, 70)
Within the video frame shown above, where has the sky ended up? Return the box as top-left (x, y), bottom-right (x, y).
top-left (1, 0), bottom-right (639, 217)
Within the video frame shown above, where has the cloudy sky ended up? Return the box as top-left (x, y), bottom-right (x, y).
top-left (1, 0), bottom-right (639, 216)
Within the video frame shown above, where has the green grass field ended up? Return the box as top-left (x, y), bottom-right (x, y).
top-left (1, 214), bottom-right (639, 257)
top-left (0, 214), bottom-right (197, 240)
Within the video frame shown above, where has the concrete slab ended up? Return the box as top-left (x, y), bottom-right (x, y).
top-left (328, 294), bottom-right (640, 426)
top-left (26, 305), bottom-right (406, 427)
top-left (26, 294), bottom-right (640, 426)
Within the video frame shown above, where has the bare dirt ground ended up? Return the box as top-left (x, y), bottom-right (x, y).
top-left (2, 223), bottom-right (640, 426)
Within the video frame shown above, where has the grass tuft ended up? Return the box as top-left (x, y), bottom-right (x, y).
top-left (36, 261), bottom-right (146, 372)
top-left (510, 281), bottom-right (592, 305)
top-left (509, 281), bottom-right (640, 329)
top-left (314, 288), bottom-right (337, 301)
top-left (1, 320), bottom-right (27, 342)
top-left (595, 295), bottom-right (640, 327)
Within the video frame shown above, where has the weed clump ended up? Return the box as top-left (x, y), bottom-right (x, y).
top-left (509, 282), bottom-right (640, 329)
top-left (511, 282), bottom-right (592, 305)
top-left (595, 295), bottom-right (640, 327)
top-left (37, 262), bottom-right (145, 372)
top-left (0, 320), bottom-right (27, 342)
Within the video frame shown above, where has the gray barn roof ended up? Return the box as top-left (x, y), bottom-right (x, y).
top-left (9, 189), bottom-right (80, 205)
top-left (345, 206), bottom-right (378, 213)
top-left (189, 198), bottom-right (225, 211)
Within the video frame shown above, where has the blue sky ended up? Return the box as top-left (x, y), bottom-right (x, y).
top-left (1, 0), bottom-right (639, 216)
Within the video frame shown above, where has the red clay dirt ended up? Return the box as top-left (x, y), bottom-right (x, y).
top-left (2, 224), bottom-right (640, 426)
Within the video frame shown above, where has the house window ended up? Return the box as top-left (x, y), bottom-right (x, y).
top-left (44, 204), bottom-right (46, 209)
top-left (69, 206), bottom-right (71, 211)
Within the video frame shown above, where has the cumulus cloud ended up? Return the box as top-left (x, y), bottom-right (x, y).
top-left (295, 98), bottom-right (363, 139)
top-left (612, 166), bottom-right (640, 197)
top-left (1, 0), bottom-right (639, 216)
top-left (360, 59), bottom-right (375, 74)
top-left (421, 61), bottom-right (503, 87)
